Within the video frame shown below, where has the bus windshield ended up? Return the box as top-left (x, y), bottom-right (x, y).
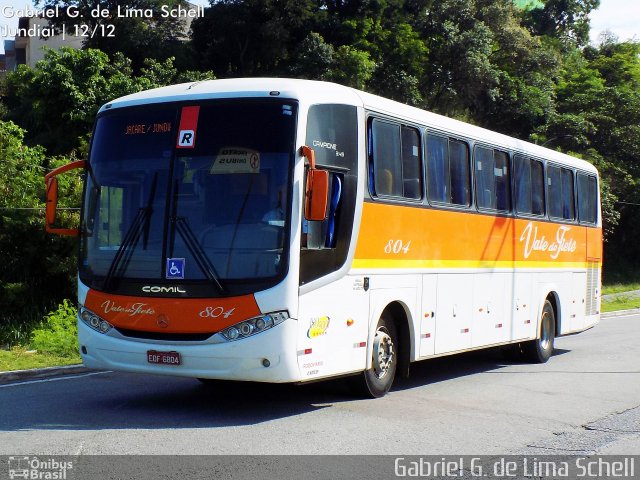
top-left (79, 99), bottom-right (297, 296)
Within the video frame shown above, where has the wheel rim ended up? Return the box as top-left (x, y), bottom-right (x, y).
top-left (540, 310), bottom-right (552, 351)
top-left (373, 327), bottom-right (394, 379)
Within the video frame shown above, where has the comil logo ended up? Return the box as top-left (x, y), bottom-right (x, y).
top-left (8, 457), bottom-right (72, 480)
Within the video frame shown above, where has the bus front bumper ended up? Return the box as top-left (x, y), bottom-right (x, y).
top-left (78, 319), bottom-right (301, 383)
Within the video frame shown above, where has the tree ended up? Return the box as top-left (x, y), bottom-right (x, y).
top-left (34, 0), bottom-right (195, 70)
top-left (523, 0), bottom-right (600, 47)
top-left (290, 32), bottom-right (376, 90)
top-left (3, 47), bottom-right (214, 155)
top-left (0, 121), bottom-right (81, 341)
top-left (191, 0), bottom-right (316, 76)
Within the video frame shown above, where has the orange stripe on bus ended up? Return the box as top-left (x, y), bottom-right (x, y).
top-left (354, 202), bottom-right (602, 269)
top-left (84, 290), bottom-right (261, 333)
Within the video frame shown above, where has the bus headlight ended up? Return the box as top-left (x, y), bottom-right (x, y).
top-left (220, 311), bottom-right (288, 342)
top-left (79, 306), bottom-right (113, 334)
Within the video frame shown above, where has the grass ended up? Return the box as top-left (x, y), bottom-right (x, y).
top-left (602, 282), bottom-right (640, 296)
top-left (601, 294), bottom-right (640, 313)
top-left (0, 347), bottom-right (81, 372)
top-left (600, 281), bottom-right (640, 313)
top-left (0, 300), bottom-right (81, 373)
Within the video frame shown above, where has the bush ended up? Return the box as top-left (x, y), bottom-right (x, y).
top-left (0, 120), bottom-right (81, 339)
top-left (30, 299), bottom-right (78, 357)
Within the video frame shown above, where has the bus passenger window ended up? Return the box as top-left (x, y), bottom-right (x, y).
top-left (494, 151), bottom-right (511, 212)
top-left (531, 160), bottom-right (545, 215)
top-left (577, 173), bottom-right (598, 224)
top-left (561, 168), bottom-right (575, 220)
top-left (426, 135), bottom-right (470, 206)
top-left (426, 135), bottom-right (449, 204)
top-left (548, 165), bottom-right (575, 220)
top-left (401, 126), bottom-right (422, 199)
top-left (369, 120), bottom-right (422, 200)
top-left (474, 147), bottom-right (511, 212)
top-left (547, 166), bottom-right (562, 218)
top-left (449, 140), bottom-right (470, 206)
top-left (371, 120), bottom-right (402, 197)
top-left (475, 146), bottom-right (494, 209)
top-left (515, 155), bottom-right (544, 216)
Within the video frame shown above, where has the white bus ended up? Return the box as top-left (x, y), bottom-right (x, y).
top-left (45, 78), bottom-right (602, 397)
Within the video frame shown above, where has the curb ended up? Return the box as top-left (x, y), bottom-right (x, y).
top-left (601, 308), bottom-right (640, 319)
top-left (0, 364), bottom-right (92, 384)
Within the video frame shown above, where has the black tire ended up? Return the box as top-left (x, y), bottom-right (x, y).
top-left (350, 314), bottom-right (398, 398)
top-left (524, 299), bottom-right (555, 363)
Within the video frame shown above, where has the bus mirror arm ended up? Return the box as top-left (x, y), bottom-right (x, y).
top-left (44, 160), bottom-right (86, 236)
top-left (301, 146), bottom-right (329, 222)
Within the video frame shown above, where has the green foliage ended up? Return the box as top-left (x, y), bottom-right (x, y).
top-left (601, 293), bottom-right (640, 313)
top-left (35, 0), bottom-right (195, 71)
top-left (522, 0), bottom-right (600, 47)
top-left (4, 48), bottom-right (214, 155)
top-left (191, 0), bottom-right (315, 76)
top-left (0, 347), bottom-right (81, 372)
top-left (30, 300), bottom-right (79, 357)
top-left (0, 121), bottom-right (81, 342)
top-left (0, 47), bottom-right (214, 347)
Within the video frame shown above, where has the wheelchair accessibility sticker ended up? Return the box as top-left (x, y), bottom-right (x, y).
top-left (166, 258), bottom-right (185, 280)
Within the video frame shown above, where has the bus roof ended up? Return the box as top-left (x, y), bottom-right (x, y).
top-left (101, 77), bottom-right (597, 174)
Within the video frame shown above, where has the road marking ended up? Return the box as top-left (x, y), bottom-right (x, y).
top-left (0, 371), bottom-right (112, 388)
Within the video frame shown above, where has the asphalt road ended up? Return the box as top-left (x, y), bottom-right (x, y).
top-left (1, 314), bottom-right (639, 456)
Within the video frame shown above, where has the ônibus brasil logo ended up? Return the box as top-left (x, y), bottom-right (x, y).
top-left (7, 456), bottom-right (72, 480)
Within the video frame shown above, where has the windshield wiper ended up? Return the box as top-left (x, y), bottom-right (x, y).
top-left (102, 173), bottom-right (157, 290)
top-left (173, 216), bottom-right (225, 293)
top-left (168, 178), bottom-right (225, 293)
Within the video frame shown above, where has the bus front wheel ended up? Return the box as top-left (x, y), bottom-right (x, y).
top-left (352, 314), bottom-right (398, 398)
top-left (524, 299), bottom-right (556, 363)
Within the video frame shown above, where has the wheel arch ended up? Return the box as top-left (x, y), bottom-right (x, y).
top-left (379, 301), bottom-right (412, 379)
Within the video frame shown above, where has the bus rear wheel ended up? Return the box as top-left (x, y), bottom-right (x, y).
top-left (351, 314), bottom-right (398, 398)
top-left (524, 299), bottom-right (555, 363)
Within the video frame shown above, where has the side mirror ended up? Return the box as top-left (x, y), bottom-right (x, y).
top-left (45, 177), bottom-right (59, 226)
top-left (301, 146), bottom-right (329, 221)
top-left (44, 160), bottom-right (86, 236)
top-left (305, 169), bottom-right (329, 221)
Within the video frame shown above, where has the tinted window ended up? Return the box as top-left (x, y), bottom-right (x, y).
top-left (450, 140), bottom-right (471, 206)
top-left (515, 155), bottom-right (545, 216)
top-left (369, 119), bottom-right (422, 199)
top-left (548, 165), bottom-right (575, 220)
top-left (426, 134), bottom-right (470, 206)
top-left (474, 147), bottom-right (494, 209)
top-left (372, 120), bottom-right (402, 196)
top-left (561, 168), bottom-right (575, 220)
top-left (577, 173), bottom-right (597, 224)
top-left (475, 147), bottom-right (511, 211)
top-left (494, 151), bottom-right (511, 211)
top-left (547, 166), bottom-right (562, 218)
top-left (302, 104), bottom-right (358, 285)
top-left (426, 135), bottom-right (449, 203)
top-left (80, 100), bottom-right (297, 296)
top-left (401, 126), bottom-right (422, 199)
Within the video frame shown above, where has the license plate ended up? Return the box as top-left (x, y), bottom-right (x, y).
top-left (147, 350), bottom-right (181, 366)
